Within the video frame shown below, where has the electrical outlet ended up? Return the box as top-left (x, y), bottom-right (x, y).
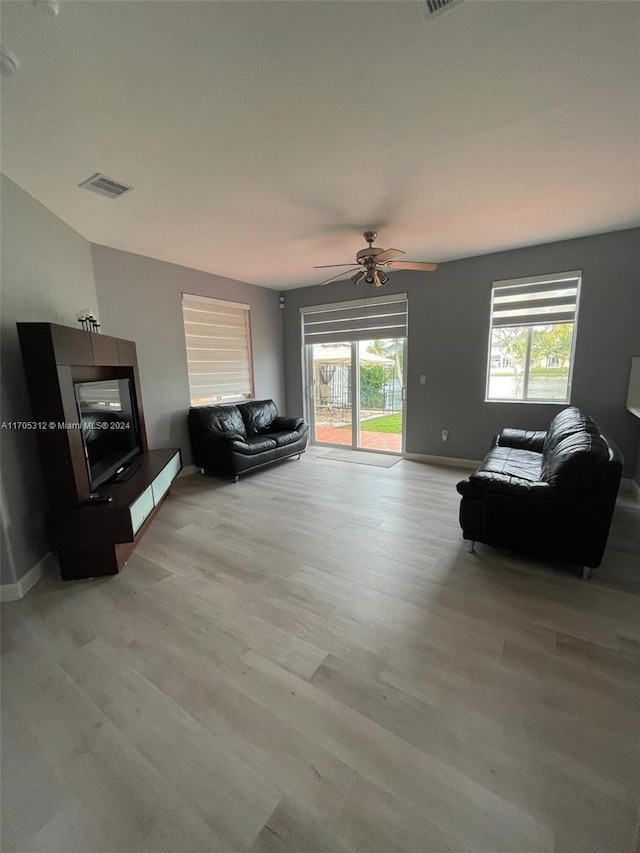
top-left (419, 374), bottom-right (426, 384)
top-left (442, 430), bottom-right (448, 441)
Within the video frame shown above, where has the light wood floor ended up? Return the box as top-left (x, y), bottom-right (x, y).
top-left (2, 448), bottom-right (640, 853)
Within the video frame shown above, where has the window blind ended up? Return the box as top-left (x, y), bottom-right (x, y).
top-left (182, 294), bottom-right (254, 405)
top-left (490, 272), bottom-right (581, 328)
top-left (301, 293), bottom-right (408, 345)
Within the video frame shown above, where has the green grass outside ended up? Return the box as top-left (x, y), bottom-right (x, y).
top-left (359, 413), bottom-right (402, 433)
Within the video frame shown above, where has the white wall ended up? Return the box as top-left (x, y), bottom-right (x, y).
top-left (91, 245), bottom-right (285, 465)
top-left (0, 175), bottom-right (99, 584)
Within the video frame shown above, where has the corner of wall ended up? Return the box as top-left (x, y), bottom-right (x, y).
top-left (0, 552), bottom-right (57, 602)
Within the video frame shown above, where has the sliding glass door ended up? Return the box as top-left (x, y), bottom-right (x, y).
top-left (357, 338), bottom-right (404, 453)
top-left (309, 341), bottom-right (353, 446)
top-left (308, 337), bottom-right (405, 453)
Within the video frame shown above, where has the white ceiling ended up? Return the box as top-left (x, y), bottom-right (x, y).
top-left (2, 0), bottom-right (639, 290)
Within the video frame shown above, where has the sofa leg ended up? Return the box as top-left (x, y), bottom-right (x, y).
top-left (581, 566), bottom-right (591, 581)
top-left (200, 468), bottom-right (205, 475)
top-left (466, 540), bottom-right (476, 554)
top-left (234, 475), bottom-right (240, 483)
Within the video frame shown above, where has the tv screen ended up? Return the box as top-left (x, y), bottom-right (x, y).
top-left (74, 378), bottom-right (141, 490)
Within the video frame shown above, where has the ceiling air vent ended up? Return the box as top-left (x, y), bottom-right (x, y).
top-left (79, 173), bottom-right (133, 199)
top-left (425, 0), bottom-right (464, 17)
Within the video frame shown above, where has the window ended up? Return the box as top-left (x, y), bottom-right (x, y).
top-left (182, 293), bottom-right (254, 406)
top-left (486, 271), bottom-right (581, 403)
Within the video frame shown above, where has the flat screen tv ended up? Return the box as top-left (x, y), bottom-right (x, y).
top-left (74, 378), bottom-right (141, 490)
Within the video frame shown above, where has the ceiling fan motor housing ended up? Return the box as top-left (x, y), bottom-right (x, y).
top-left (356, 246), bottom-right (384, 264)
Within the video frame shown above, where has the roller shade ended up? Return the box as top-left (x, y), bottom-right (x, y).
top-left (491, 272), bottom-right (581, 328)
top-left (301, 294), bottom-right (408, 344)
top-left (182, 294), bottom-right (254, 405)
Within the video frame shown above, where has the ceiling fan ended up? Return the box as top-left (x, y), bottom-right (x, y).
top-left (314, 231), bottom-right (438, 287)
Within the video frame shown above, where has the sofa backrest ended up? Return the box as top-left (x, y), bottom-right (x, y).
top-left (237, 399), bottom-right (278, 436)
top-left (540, 407), bottom-right (609, 494)
top-left (188, 404), bottom-right (247, 438)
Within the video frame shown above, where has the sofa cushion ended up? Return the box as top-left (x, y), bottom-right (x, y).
top-left (543, 406), bottom-right (595, 456)
top-left (230, 435), bottom-right (278, 455)
top-left (471, 446), bottom-right (543, 485)
top-left (190, 404), bottom-right (247, 439)
top-left (540, 406), bottom-right (609, 494)
top-left (541, 430), bottom-right (608, 494)
top-left (237, 400), bottom-right (278, 436)
top-left (268, 430), bottom-right (301, 448)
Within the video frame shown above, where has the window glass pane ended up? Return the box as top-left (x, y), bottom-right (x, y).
top-left (358, 339), bottom-right (403, 453)
top-left (487, 326), bottom-right (527, 400)
top-left (487, 323), bottom-right (574, 402)
top-left (526, 324), bottom-right (573, 401)
top-left (311, 342), bottom-right (353, 445)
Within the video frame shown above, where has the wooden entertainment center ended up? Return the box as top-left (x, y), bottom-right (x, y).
top-left (17, 322), bottom-right (181, 580)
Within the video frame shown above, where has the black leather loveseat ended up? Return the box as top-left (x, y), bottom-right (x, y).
top-left (188, 399), bottom-right (308, 480)
top-left (456, 407), bottom-right (623, 576)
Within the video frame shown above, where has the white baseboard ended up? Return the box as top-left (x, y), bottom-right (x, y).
top-left (178, 464), bottom-right (198, 477)
top-left (403, 452), bottom-right (480, 470)
top-left (0, 551), bottom-right (57, 602)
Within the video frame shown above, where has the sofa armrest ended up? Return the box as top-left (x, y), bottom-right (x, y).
top-left (271, 415), bottom-right (305, 431)
top-left (495, 428), bottom-right (547, 453)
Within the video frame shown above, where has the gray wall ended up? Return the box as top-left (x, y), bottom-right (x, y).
top-left (0, 175), bottom-right (99, 584)
top-left (282, 228), bottom-right (640, 475)
top-left (91, 246), bottom-right (285, 465)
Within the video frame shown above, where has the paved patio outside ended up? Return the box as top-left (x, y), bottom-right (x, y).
top-left (314, 425), bottom-right (401, 452)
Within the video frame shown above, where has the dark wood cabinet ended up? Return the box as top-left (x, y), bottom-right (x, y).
top-left (17, 323), bottom-right (181, 580)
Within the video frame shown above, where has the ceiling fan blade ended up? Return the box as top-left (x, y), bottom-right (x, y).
top-left (314, 263), bottom-right (359, 269)
top-left (319, 268), bottom-right (361, 286)
top-left (374, 248), bottom-right (405, 264)
top-left (386, 261), bottom-right (438, 272)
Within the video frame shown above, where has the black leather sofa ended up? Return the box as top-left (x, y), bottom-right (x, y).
top-left (456, 407), bottom-right (623, 576)
top-left (188, 399), bottom-right (309, 480)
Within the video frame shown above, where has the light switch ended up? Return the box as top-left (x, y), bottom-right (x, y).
top-left (419, 374), bottom-right (426, 384)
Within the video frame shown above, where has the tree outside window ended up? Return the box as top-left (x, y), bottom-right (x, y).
top-left (489, 323), bottom-right (575, 401)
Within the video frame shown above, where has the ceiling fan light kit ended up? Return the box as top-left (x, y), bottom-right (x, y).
top-left (315, 231), bottom-right (437, 287)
